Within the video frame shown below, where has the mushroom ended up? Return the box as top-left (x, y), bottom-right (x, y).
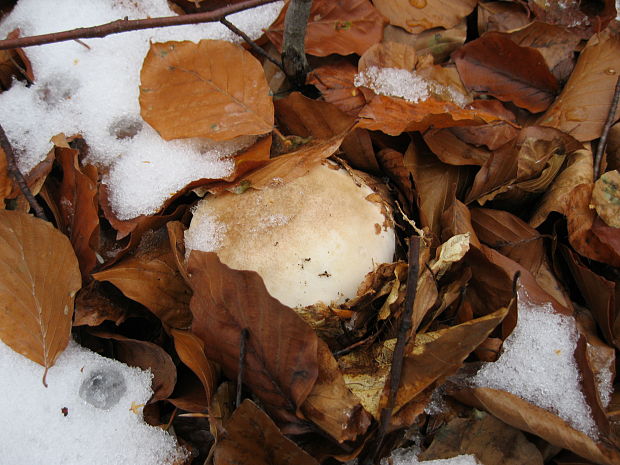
top-left (184, 161), bottom-right (396, 308)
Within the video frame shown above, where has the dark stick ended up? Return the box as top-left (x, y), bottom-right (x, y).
top-left (219, 17), bottom-right (283, 70)
top-left (369, 236), bottom-right (421, 464)
top-left (0, 0), bottom-right (278, 51)
top-left (236, 328), bottom-right (250, 409)
top-left (281, 0), bottom-right (311, 87)
top-left (594, 75), bottom-right (620, 179)
top-left (0, 123), bottom-right (47, 221)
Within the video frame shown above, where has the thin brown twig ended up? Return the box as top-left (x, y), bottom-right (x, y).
top-left (0, 0), bottom-right (278, 51)
top-left (0, 122), bottom-right (48, 221)
top-left (594, 75), bottom-right (620, 179)
top-left (219, 17), bottom-right (283, 70)
top-left (236, 328), bottom-right (250, 409)
top-left (368, 236), bottom-right (421, 464)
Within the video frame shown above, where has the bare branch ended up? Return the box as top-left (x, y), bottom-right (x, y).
top-left (219, 17), bottom-right (283, 70)
top-left (594, 75), bottom-right (620, 179)
top-left (281, 0), bottom-right (311, 87)
top-left (0, 123), bottom-right (48, 221)
top-left (0, 0), bottom-right (279, 51)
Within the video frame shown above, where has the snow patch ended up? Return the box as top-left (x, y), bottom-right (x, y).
top-left (0, 0), bottom-right (283, 219)
top-left (381, 447), bottom-right (480, 465)
top-left (0, 339), bottom-right (184, 465)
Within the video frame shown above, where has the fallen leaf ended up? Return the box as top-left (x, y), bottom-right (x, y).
top-left (424, 128), bottom-right (491, 166)
top-left (387, 308), bottom-right (508, 414)
top-left (529, 0), bottom-right (616, 39)
top-left (47, 135), bottom-right (99, 280)
top-left (0, 148), bottom-right (14, 208)
top-left (591, 170), bottom-right (620, 227)
top-left (470, 387), bottom-right (620, 465)
top-left (453, 31), bottom-right (559, 112)
top-left (307, 60), bottom-right (367, 116)
top-left (373, 0), bottom-right (477, 34)
top-left (266, 0), bottom-right (385, 57)
top-left (538, 28), bottom-right (620, 141)
top-left (477, 1), bottom-right (530, 34)
top-left (440, 199), bottom-right (481, 247)
top-left (171, 329), bottom-right (218, 403)
top-left (91, 331), bottom-right (177, 402)
top-left (358, 41), bottom-right (418, 72)
top-left (93, 228), bottom-right (193, 329)
top-left (0, 29), bottom-right (33, 89)
top-left (530, 147), bottom-right (593, 227)
top-left (301, 339), bottom-right (371, 442)
top-left (167, 364), bottom-right (210, 413)
top-left (214, 400), bottom-right (319, 465)
top-left (419, 411), bottom-right (544, 465)
top-left (140, 40), bottom-right (273, 140)
top-left (382, 21), bottom-right (466, 63)
top-left (0, 210), bottom-right (81, 371)
top-left (188, 252), bottom-right (319, 425)
top-left (72, 283), bottom-right (129, 327)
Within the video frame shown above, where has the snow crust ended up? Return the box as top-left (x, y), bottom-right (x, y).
top-left (382, 447), bottom-right (480, 465)
top-left (0, 339), bottom-right (184, 465)
top-left (472, 295), bottom-right (599, 438)
top-left (0, 0), bottom-right (283, 219)
top-left (354, 66), bottom-right (469, 107)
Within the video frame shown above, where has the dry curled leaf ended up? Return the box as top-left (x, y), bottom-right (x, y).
top-left (171, 329), bottom-right (217, 403)
top-left (0, 210), bottom-right (81, 372)
top-left (140, 40), bottom-right (273, 141)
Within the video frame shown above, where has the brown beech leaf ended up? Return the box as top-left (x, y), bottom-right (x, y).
top-left (265, 0), bottom-right (385, 57)
top-left (453, 31), bottom-right (559, 112)
top-left (539, 28), bottom-right (620, 141)
top-left (140, 40), bottom-right (273, 141)
top-left (274, 91), bottom-right (355, 139)
top-left (567, 183), bottom-right (620, 267)
top-left (214, 399), bottom-right (318, 465)
top-left (358, 41), bottom-right (417, 72)
top-left (477, 1), bottom-right (531, 34)
top-left (424, 128), bottom-right (491, 166)
top-left (0, 29), bottom-right (33, 89)
top-left (441, 199), bottom-right (481, 247)
top-left (73, 283), bottom-right (129, 327)
top-left (373, 0), bottom-right (477, 34)
top-left (419, 412), bottom-right (544, 464)
top-left (188, 252), bottom-right (319, 424)
top-left (530, 147), bottom-right (593, 227)
top-left (171, 329), bottom-right (217, 402)
top-left (0, 210), bottom-right (81, 370)
top-left (301, 339), bottom-right (371, 443)
top-left (470, 387), bottom-right (620, 465)
top-left (357, 94), bottom-right (500, 136)
top-left (404, 140), bottom-right (464, 240)
top-left (388, 308), bottom-right (508, 414)
top-left (167, 364), bottom-right (210, 412)
top-left (91, 331), bottom-right (177, 401)
top-left (0, 148), bottom-right (14, 208)
top-left (47, 135), bottom-right (99, 280)
top-left (591, 170), bottom-right (620, 228)
top-left (308, 60), bottom-right (366, 116)
top-left (93, 228), bottom-right (192, 329)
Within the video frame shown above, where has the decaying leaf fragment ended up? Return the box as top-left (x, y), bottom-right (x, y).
top-left (0, 210), bottom-right (81, 372)
top-left (140, 40), bottom-right (273, 141)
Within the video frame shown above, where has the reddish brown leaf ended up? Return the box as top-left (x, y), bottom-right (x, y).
top-left (301, 339), bottom-right (371, 443)
top-left (373, 0), bottom-right (477, 34)
top-left (307, 61), bottom-right (366, 116)
top-left (93, 228), bottom-right (192, 329)
top-left (470, 387), bottom-right (620, 465)
top-left (47, 136), bottom-right (99, 280)
top-left (357, 94), bottom-right (500, 136)
top-left (388, 308), bottom-right (508, 414)
top-left (140, 40), bottom-right (273, 140)
top-left (539, 28), bottom-right (620, 141)
top-left (341, 128), bottom-right (381, 174)
top-left (171, 329), bottom-right (217, 402)
top-left (214, 400), bottom-right (319, 465)
top-left (358, 41), bottom-right (418, 72)
top-left (188, 252), bottom-right (319, 424)
top-left (383, 21), bottom-right (466, 63)
top-left (0, 210), bottom-right (81, 370)
top-left (0, 147), bottom-right (14, 208)
top-left (266, 0), bottom-right (385, 57)
top-left (0, 29), bottom-right (33, 89)
top-left (424, 128), bottom-right (491, 166)
top-left (440, 199), bottom-right (481, 247)
top-left (73, 283), bottom-right (129, 327)
top-left (167, 364), bottom-right (210, 412)
top-left (91, 331), bottom-right (177, 401)
top-left (477, 1), bottom-right (531, 34)
top-left (453, 31), bottom-right (559, 112)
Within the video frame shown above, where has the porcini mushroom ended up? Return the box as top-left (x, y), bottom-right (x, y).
top-left (184, 161), bottom-right (395, 308)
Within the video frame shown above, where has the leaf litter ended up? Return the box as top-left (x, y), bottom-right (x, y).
top-left (0, 1), bottom-right (620, 465)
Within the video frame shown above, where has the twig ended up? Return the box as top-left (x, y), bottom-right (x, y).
top-left (0, 0), bottom-right (278, 51)
top-left (368, 236), bottom-right (421, 464)
top-left (594, 75), bottom-right (620, 179)
top-left (236, 328), bottom-right (250, 409)
top-left (219, 17), bottom-right (283, 70)
top-left (281, 0), bottom-right (311, 87)
top-left (0, 122), bottom-right (47, 221)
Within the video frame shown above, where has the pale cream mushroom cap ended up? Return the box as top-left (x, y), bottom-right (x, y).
top-left (184, 162), bottom-right (395, 308)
